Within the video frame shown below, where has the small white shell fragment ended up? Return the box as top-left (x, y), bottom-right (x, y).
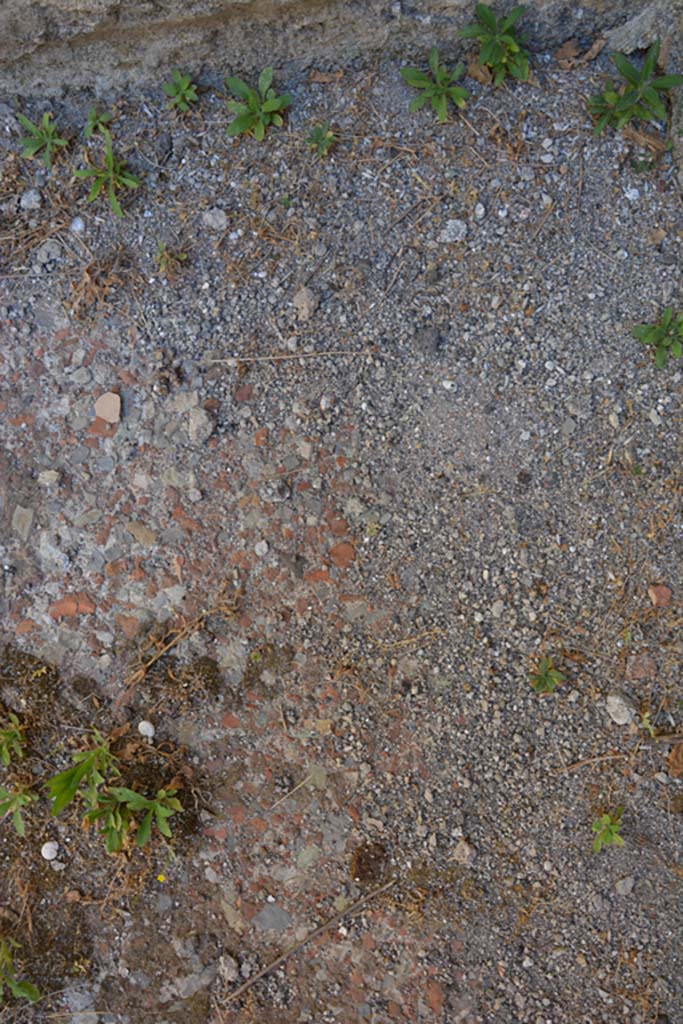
top-left (138, 720), bottom-right (156, 740)
top-left (41, 841), bottom-right (59, 861)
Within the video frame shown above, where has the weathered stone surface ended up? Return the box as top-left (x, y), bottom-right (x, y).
top-left (1, 0), bottom-right (679, 96)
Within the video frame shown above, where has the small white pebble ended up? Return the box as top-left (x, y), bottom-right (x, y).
top-left (70, 216), bottom-right (85, 235)
top-left (41, 841), bottom-right (59, 861)
top-left (138, 720), bottom-right (156, 740)
top-left (255, 540), bottom-right (269, 557)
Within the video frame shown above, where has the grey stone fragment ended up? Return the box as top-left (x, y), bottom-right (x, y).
top-left (201, 207), bottom-right (228, 232)
top-left (253, 902), bottom-right (293, 932)
top-left (11, 504), bottom-right (34, 541)
top-left (606, 693), bottom-right (637, 725)
top-left (188, 406), bottom-right (215, 443)
top-left (438, 219), bottom-right (468, 243)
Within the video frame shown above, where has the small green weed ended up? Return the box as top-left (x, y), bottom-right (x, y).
top-left (640, 711), bottom-right (656, 738)
top-left (226, 66), bottom-right (292, 141)
top-left (458, 4), bottom-right (530, 86)
top-left (530, 656), bottom-right (565, 695)
top-left (0, 938), bottom-right (40, 1006)
top-left (401, 47), bottom-right (469, 122)
top-left (75, 130), bottom-right (140, 217)
top-left (18, 112), bottom-right (68, 169)
top-left (106, 787), bottom-right (183, 847)
top-left (592, 806), bottom-right (625, 852)
top-left (0, 713), bottom-right (25, 766)
top-left (0, 785), bottom-right (38, 836)
top-left (163, 69), bottom-right (199, 112)
top-left (46, 729), bottom-right (119, 815)
top-left (85, 107), bottom-right (113, 139)
top-left (632, 307), bottom-right (683, 368)
top-left (589, 41), bottom-right (683, 136)
top-left (156, 241), bottom-right (188, 278)
top-left (307, 122), bottom-right (337, 156)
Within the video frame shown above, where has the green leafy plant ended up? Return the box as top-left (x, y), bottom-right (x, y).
top-left (632, 307), bottom-right (683, 368)
top-left (46, 729), bottom-right (119, 815)
top-left (0, 938), bottom-right (40, 1006)
top-left (163, 69), bottom-right (199, 112)
top-left (0, 713), bottom-right (25, 766)
top-left (156, 241), bottom-right (188, 278)
top-left (85, 107), bottom-right (113, 139)
top-left (226, 66), bottom-right (292, 141)
top-left (592, 806), bottom-right (625, 852)
top-left (307, 122), bottom-right (337, 156)
top-left (458, 4), bottom-right (530, 86)
top-left (589, 41), bottom-right (683, 136)
top-left (75, 130), bottom-right (140, 217)
top-left (0, 785), bottom-right (38, 837)
top-left (400, 47), bottom-right (470, 122)
top-left (17, 112), bottom-right (68, 169)
top-left (106, 787), bottom-right (183, 848)
top-left (640, 711), bottom-right (656, 738)
top-left (530, 656), bottom-right (565, 695)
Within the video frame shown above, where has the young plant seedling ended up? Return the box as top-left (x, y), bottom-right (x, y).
top-left (589, 40), bottom-right (683, 135)
top-left (0, 713), bottom-right (25, 766)
top-left (0, 938), bottom-right (40, 1006)
top-left (18, 112), bottom-right (68, 169)
top-left (226, 66), bottom-right (292, 141)
top-left (592, 806), bottom-right (625, 852)
top-left (401, 47), bottom-right (470, 122)
top-left (530, 656), bottom-right (565, 695)
top-left (307, 122), bottom-right (337, 156)
top-left (156, 241), bottom-right (188, 279)
top-left (632, 306), bottom-right (683, 368)
top-left (458, 4), bottom-right (530, 86)
top-left (107, 787), bottom-right (183, 847)
top-left (0, 786), bottom-right (38, 837)
top-left (85, 107), bottom-right (113, 139)
top-left (75, 130), bottom-right (140, 217)
top-left (46, 729), bottom-right (120, 815)
top-left (163, 69), bottom-right (199, 112)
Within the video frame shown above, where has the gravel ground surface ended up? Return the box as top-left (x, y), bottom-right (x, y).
top-left (1, 40), bottom-right (683, 1024)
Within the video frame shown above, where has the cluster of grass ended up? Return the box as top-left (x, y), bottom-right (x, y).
top-left (0, 720), bottom-right (183, 852)
top-left (17, 2), bottom-right (681, 227)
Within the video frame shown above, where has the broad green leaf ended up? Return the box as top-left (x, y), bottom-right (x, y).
top-left (655, 347), bottom-right (668, 368)
top-left (613, 52), bottom-right (641, 86)
top-left (642, 40), bottom-right (660, 80)
top-left (401, 67), bottom-right (432, 87)
top-left (433, 93), bottom-right (448, 122)
top-left (7, 978), bottom-right (40, 1003)
top-left (227, 111), bottom-right (258, 136)
top-left (501, 5), bottom-right (526, 31)
top-left (226, 75), bottom-right (254, 102)
top-left (258, 66), bottom-right (274, 97)
top-left (409, 92), bottom-right (430, 112)
top-left (458, 24), bottom-right (485, 40)
top-left (652, 74), bottom-right (683, 89)
top-left (475, 3), bottom-right (498, 31)
top-left (253, 120), bottom-right (266, 142)
top-left (428, 47), bottom-right (440, 77)
top-left (137, 809), bottom-right (153, 847)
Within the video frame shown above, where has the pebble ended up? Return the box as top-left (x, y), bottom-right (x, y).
top-left (94, 392), bottom-right (121, 424)
top-left (201, 207), bottom-right (228, 232)
top-left (188, 407), bottom-right (215, 443)
top-left (491, 599), bottom-right (504, 619)
top-left (218, 954), bottom-right (239, 984)
top-left (605, 693), bottom-right (636, 725)
top-left (253, 902), bottom-right (293, 932)
top-left (293, 286), bottom-right (319, 320)
top-left (70, 216), bottom-right (85, 234)
top-left (20, 188), bottom-right (42, 211)
top-left (438, 219), bottom-right (468, 243)
top-left (255, 540), bottom-right (269, 557)
top-left (615, 876), bottom-right (635, 896)
top-left (38, 470), bottom-right (61, 486)
top-left (41, 841), bottom-right (59, 861)
top-left (452, 838), bottom-right (476, 865)
top-left (138, 720), bottom-right (155, 740)
top-left (474, 202), bottom-right (486, 221)
top-left (12, 504), bottom-right (34, 542)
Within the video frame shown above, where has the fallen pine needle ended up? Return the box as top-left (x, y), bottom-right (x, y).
top-left (209, 347), bottom-right (373, 364)
top-left (218, 879), bottom-right (396, 1010)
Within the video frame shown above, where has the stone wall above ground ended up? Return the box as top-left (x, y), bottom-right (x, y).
top-left (0, 0), bottom-right (681, 96)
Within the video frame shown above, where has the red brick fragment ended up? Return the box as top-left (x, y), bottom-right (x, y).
top-left (49, 592), bottom-right (95, 619)
top-left (648, 584), bottom-right (673, 608)
top-left (329, 541), bottom-right (356, 569)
